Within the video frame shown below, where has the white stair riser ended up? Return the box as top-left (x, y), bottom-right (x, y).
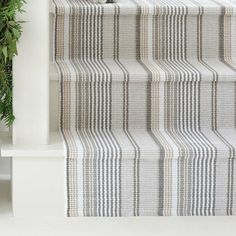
top-left (12, 156), bottom-right (65, 217)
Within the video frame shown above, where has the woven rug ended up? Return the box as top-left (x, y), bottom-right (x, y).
top-left (53, 0), bottom-right (236, 217)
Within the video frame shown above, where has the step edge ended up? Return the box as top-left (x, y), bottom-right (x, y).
top-left (50, 3), bottom-right (236, 16)
top-left (49, 61), bottom-right (236, 82)
top-left (1, 132), bottom-right (65, 158)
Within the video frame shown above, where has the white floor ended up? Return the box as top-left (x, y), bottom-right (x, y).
top-left (1, 180), bottom-right (236, 236)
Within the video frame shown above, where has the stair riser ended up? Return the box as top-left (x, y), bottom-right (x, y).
top-left (54, 14), bottom-right (236, 60)
top-left (50, 81), bottom-right (60, 131)
top-left (67, 157), bottom-right (236, 217)
top-left (50, 80), bottom-right (236, 131)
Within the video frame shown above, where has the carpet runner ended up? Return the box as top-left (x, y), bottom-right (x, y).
top-left (52, 0), bottom-right (236, 217)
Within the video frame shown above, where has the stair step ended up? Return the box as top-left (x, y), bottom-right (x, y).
top-left (62, 128), bottom-right (236, 159)
top-left (52, 0), bottom-right (236, 61)
top-left (64, 127), bottom-right (236, 216)
top-left (52, 0), bottom-right (236, 16)
top-left (49, 59), bottom-right (236, 132)
top-left (50, 59), bottom-right (236, 82)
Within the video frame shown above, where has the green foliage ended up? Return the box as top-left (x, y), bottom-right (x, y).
top-left (0, 0), bottom-right (25, 126)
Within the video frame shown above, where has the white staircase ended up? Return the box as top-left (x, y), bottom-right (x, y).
top-left (1, 0), bottom-right (236, 216)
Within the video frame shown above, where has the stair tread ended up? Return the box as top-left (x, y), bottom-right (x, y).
top-left (52, 0), bottom-right (236, 16)
top-left (3, 129), bottom-right (236, 158)
top-left (50, 58), bottom-right (236, 82)
top-left (61, 128), bottom-right (236, 159)
top-left (1, 132), bottom-right (64, 158)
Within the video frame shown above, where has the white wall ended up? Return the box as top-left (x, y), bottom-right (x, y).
top-left (0, 122), bottom-right (8, 133)
top-left (13, 0), bottom-right (49, 145)
top-left (0, 158), bottom-right (11, 180)
top-left (0, 122), bottom-right (10, 179)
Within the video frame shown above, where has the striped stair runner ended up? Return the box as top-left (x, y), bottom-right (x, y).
top-left (52, 0), bottom-right (236, 217)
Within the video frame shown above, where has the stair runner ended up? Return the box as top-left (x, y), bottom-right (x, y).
top-left (52, 0), bottom-right (236, 217)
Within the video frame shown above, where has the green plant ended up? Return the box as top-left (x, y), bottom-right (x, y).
top-left (0, 0), bottom-right (25, 126)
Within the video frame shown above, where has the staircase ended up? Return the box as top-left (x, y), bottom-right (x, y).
top-left (51, 0), bottom-right (236, 217)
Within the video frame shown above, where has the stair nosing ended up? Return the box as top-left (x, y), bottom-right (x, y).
top-left (50, 0), bottom-right (236, 16)
top-left (49, 60), bottom-right (236, 82)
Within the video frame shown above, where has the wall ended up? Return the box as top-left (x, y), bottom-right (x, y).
top-left (0, 122), bottom-right (11, 180)
top-left (0, 158), bottom-right (11, 180)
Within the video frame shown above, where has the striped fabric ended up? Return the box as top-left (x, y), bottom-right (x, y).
top-left (90, 0), bottom-right (107, 3)
top-left (53, 0), bottom-right (236, 216)
top-left (89, 0), bottom-right (113, 4)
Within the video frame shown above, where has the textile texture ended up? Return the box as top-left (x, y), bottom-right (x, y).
top-left (53, 0), bottom-right (236, 217)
